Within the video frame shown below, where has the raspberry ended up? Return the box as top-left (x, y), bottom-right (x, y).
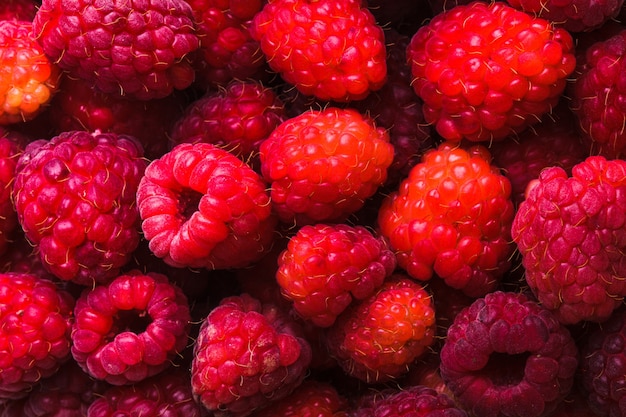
top-left (136, 142), bottom-right (277, 270)
top-left (0, 272), bottom-right (74, 400)
top-left (0, 19), bottom-right (61, 125)
top-left (32, 0), bottom-right (200, 100)
top-left (71, 271), bottom-right (191, 386)
top-left (326, 275), bottom-right (437, 383)
top-left (511, 156), bottom-right (626, 325)
top-left (276, 223), bottom-right (396, 328)
top-left (377, 142), bottom-right (515, 297)
top-left (191, 294), bottom-right (312, 417)
top-left (439, 291), bottom-right (579, 417)
top-left (259, 107), bottom-right (394, 226)
top-left (250, 0), bottom-right (388, 102)
top-left (11, 131), bottom-right (147, 286)
top-left (406, 1), bottom-right (576, 142)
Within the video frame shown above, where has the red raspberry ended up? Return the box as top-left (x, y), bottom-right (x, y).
top-left (439, 291), bottom-right (579, 417)
top-left (511, 156), bottom-right (626, 325)
top-left (0, 0), bottom-right (37, 21)
top-left (12, 131), bottom-right (147, 286)
top-left (71, 271), bottom-right (191, 386)
top-left (377, 142), bottom-right (515, 297)
top-left (276, 223), bottom-right (396, 328)
top-left (0, 272), bottom-right (74, 400)
top-left (191, 294), bottom-right (312, 417)
top-left (0, 19), bottom-right (61, 125)
top-left (406, 1), bottom-right (576, 142)
top-left (260, 107), bottom-right (394, 226)
top-left (250, 0), bottom-right (387, 102)
top-left (326, 275), bottom-right (437, 383)
top-left (136, 142), bottom-right (277, 269)
top-left (32, 0), bottom-right (200, 100)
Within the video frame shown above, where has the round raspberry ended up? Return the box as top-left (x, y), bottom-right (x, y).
top-left (12, 131), bottom-right (147, 286)
top-left (32, 0), bottom-right (200, 100)
top-left (259, 107), bottom-right (394, 226)
top-left (251, 380), bottom-right (348, 417)
top-left (0, 272), bottom-right (74, 400)
top-left (136, 142), bottom-right (277, 270)
top-left (191, 294), bottom-right (312, 417)
top-left (377, 141), bottom-right (515, 297)
top-left (0, 19), bottom-right (61, 125)
top-left (512, 156), bottom-right (626, 325)
top-left (440, 291), bottom-right (579, 417)
top-left (276, 223), bottom-right (396, 328)
top-left (71, 271), bottom-right (191, 386)
top-left (406, 1), bottom-right (576, 142)
top-left (250, 0), bottom-right (387, 102)
top-left (326, 275), bottom-right (437, 383)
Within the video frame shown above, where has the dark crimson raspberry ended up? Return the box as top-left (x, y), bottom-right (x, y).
top-left (32, 0), bottom-right (200, 100)
top-left (0, 0), bottom-right (37, 21)
top-left (191, 294), bottom-right (312, 417)
top-left (406, 1), bottom-right (576, 142)
top-left (136, 142), bottom-right (277, 270)
top-left (377, 142), bottom-right (515, 297)
top-left (70, 271), bottom-right (191, 385)
top-left (440, 291), bottom-right (579, 417)
top-left (12, 131), bottom-right (147, 286)
top-left (0, 273), bottom-right (74, 400)
top-left (511, 156), bottom-right (626, 325)
top-left (251, 0), bottom-right (388, 102)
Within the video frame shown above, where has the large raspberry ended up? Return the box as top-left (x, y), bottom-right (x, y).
top-left (191, 294), bottom-right (312, 417)
top-left (511, 156), bottom-right (626, 325)
top-left (250, 0), bottom-right (387, 102)
top-left (32, 0), bottom-right (200, 100)
top-left (137, 142), bottom-right (277, 269)
top-left (12, 131), bottom-right (147, 286)
top-left (377, 141), bottom-right (515, 297)
top-left (439, 291), bottom-right (579, 417)
top-left (406, 1), bottom-right (576, 142)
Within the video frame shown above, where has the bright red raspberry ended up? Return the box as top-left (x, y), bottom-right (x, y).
top-left (191, 294), bottom-right (312, 417)
top-left (0, 273), bottom-right (74, 401)
top-left (260, 107), bottom-right (394, 226)
top-left (512, 156), bottom-right (626, 325)
top-left (406, 1), bottom-right (576, 142)
top-left (0, 19), bottom-right (61, 125)
top-left (71, 271), bottom-right (191, 386)
top-left (440, 291), bottom-right (579, 417)
top-left (377, 142), bottom-right (515, 297)
top-left (250, 0), bottom-right (387, 102)
top-left (137, 142), bottom-right (277, 270)
top-left (32, 0), bottom-right (200, 100)
top-left (326, 275), bottom-right (437, 383)
top-left (251, 380), bottom-right (348, 417)
top-left (276, 223), bottom-right (396, 328)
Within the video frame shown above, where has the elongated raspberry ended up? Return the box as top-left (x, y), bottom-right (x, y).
top-left (12, 131), bottom-right (147, 286)
top-left (377, 142), bottom-right (515, 297)
top-left (71, 271), bottom-right (191, 385)
top-left (137, 142), bottom-right (277, 269)
top-left (406, 1), bottom-right (576, 142)
top-left (32, 0), bottom-right (200, 100)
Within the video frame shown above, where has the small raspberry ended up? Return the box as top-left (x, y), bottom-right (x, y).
top-left (276, 223), bottom-right (396, 327)
top-left (406, 1), bottom-right (576, 142)
top-left (71, 271), bottom-right (191, 385)
top-left (377, 141), bottom-right (515, 297)
top-left (32, 0), bottom-right (200, 100)
top-left (439, 291), bottom-right (579, 417)
top-left (511, 156), bottom-right (626, 324)
top-left (11, 131), bottom-right (147, 286)
top-left (191, 294), bottom-right (312, 417)
top-left (0, 19), bottom-right (61, 125)
top-left (0, 272), bottom-right (74, 400)
top-left (259, 107), bottom-right (394, 226)
top-left (251, 0), bottom-right (388, 102)
top-left (326, 275), bottom-right (437, 383)
top-left (136, 142), bottom-right (277, 270)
